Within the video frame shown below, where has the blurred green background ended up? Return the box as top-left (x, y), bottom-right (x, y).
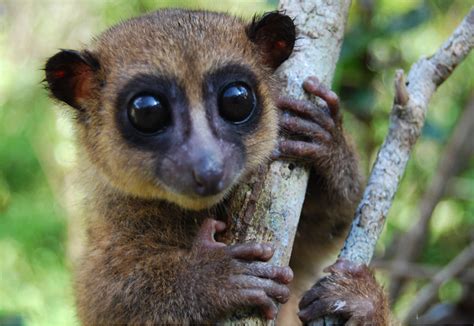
top-left (0, 1), bottom-right (472, 325)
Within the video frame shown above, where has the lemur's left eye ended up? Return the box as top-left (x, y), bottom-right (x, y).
top-left (127, 94), bottom-right (171, 134)
top-left (218, 82), bottom-right (256, 124)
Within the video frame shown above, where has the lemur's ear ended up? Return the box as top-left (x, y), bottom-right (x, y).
top-left (246, 11), bottom-right (296, 69)
top-left (44, 49), bottom-right (100, 110)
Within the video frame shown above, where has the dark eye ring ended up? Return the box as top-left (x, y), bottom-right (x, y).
top-left (218, 82), bottom-right (256, 124)
top-left (127, 93), bottom-right (171, 134)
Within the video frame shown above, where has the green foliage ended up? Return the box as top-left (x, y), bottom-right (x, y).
top-left (0, 0), bottom-right (472, 324)
top-left (439, 279), bottom-right (463, 303)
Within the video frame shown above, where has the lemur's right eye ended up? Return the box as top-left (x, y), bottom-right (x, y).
top-left (218, 82), bottom-right (256, 124)
top-left (128, 94), bottom-right (171, 134)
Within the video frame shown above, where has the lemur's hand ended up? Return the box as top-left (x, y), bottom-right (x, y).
top-left (191, 219), bottom-right (293, 320)
top-left (274, 76), bottom-right (349, 176)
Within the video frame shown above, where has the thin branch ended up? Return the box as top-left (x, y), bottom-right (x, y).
top-left (403, 243), bottom-right (474, 324)
top-left (372, 260), bottom-right (474, 284)
top-left (313, 7), bottom-right (474, 326)
top-left (340, 8), bottom-right (474, 264)
top-left (389, 94), bottom-right (474, 301)
top-left (414, 283), bottom-right (474, 324)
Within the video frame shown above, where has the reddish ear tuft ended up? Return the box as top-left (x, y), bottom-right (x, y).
top-left (52, 70), bottom-right (66, 79)
top-left (246, 11), bottom-right (296, 70)
top-left (45, 49), bottom-right (99, 110)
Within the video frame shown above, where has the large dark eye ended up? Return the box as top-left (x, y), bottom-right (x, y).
top-left (127, 94), bottom-right (171, 134)
top-left (218, 82), bottom-right (256, 123)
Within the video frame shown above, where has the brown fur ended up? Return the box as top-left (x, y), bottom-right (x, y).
top-left (298, 260), bottom-right (391, 325)
top-left (45, 8), bottom-right (387, 325)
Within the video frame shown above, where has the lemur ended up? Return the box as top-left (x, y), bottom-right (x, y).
top-left (45, 9), bottom-right (389, 325)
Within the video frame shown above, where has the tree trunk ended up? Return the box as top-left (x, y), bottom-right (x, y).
top-left (219, 1), bottom-right (352, 324)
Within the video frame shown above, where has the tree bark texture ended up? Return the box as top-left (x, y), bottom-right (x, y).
top-left (219, 1), bottom-right (352, 324)
top-left (314, 7), bottom-right (474, 326)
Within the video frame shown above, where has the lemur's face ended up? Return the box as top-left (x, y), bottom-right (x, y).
top-left (45, 9), bottom-right (295, 210)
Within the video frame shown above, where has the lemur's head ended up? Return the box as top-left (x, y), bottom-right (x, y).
top-left (45, 9), bottom-right (295, 210)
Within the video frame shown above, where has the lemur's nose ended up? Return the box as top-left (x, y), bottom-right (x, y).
top-left (192, 157), bottom-right (225, 196)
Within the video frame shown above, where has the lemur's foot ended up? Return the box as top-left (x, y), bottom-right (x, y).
top-left (298, 259), bottom-right (390, 325)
